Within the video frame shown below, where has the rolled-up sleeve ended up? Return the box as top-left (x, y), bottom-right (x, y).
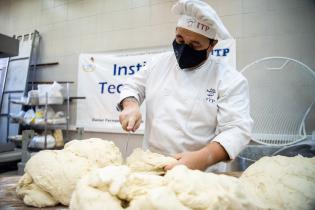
top-left (213, 75), bottom-right (253, 160)
top-left (117, 64), bottom-right (149, 110)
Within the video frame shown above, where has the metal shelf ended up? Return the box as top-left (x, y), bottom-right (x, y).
top-left (10, 96), bottom-right (86, 105)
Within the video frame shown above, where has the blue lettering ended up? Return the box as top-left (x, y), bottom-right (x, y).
top-left (129, 65), bottom-right (135, 75)
top-left (222, 48), bottom-right (229, 56)
top-left (99, 82), bottom-right (124, 94)
top-left (214, 49), bottom-right (221, 56)
top-left (113, 64), bottom-right (117, 76)
top-left (112, 61), bottom-right (147, 76)
top-left (108, 84), bottom-right (116, 94)
top-left (99, 82), bottom-right (107, 94)
top-left (117, 84), bottom-right (123, 93)
top-left (136, 63), bottom-right (142, 72)
top-left (118, 66), bottom-right (127, 76)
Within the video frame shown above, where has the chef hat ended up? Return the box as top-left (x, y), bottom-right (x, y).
top-left (172, 0), bottom-right (232, 40)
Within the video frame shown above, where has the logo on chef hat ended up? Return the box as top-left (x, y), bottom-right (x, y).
top-left (186, 18), bottom-right (196, 27)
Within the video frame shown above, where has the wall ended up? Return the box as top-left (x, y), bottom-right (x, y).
top-left (0, 0), bottom-right (314, 151)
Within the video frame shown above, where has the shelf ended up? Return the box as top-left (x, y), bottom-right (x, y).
top-left (9, 117), bottom-right (67, 129)
top-left (11, 96), bottom-right (85, 105)
top-left (28, 81), bottom-right (74, 84)
top-left (8, 135), bottom-right (22, 142)
top-left (24, 123), bottom-right (67, 130)
top-left (30, 62), bottom-right (59, 68)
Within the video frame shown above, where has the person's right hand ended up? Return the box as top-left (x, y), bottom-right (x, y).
top-left (119, 99), bottom-right (142, 132)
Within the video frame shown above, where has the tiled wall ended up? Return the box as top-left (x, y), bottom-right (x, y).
top-left (0, 0), bottom-right (314, 150)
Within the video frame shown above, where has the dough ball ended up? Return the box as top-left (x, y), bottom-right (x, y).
top-left (70, 167), bottom-right (126, 210)
top-left (64, 138), bottom-right (123, 167)
top-left (164, 165), bottom-right (266, 210)
top-left (16, 138), bottom-right (123, 207)
top-left (24, 150), bottom-right (92, 205)
top-left (128, 187), bottom-right (190, 210)
top-left (126, 149), bottom-right (177, 175)
top-left (117, 172), bottom-right (165, 201)
top-left (16, 173), bottom-right (58, 207)
top-left (240, 155), bottom-right (315, 210)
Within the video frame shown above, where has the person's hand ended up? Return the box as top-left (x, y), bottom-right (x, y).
top-left (164, 148), bottom-right (212, 171)
top-left (164, 142), bottom-right (229, 171)
top-left (119, 98), bottom-right (142, 132)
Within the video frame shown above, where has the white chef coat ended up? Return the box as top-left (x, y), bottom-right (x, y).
top-left (119, 51), bottom-right (253, 167)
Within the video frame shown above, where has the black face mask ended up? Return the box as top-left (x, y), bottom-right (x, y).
top-left (172, 39), bottom-right (210, 69)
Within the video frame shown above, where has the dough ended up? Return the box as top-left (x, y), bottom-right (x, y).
top-left (16, 173), bottom-right (58, 207)
top-left (70, 165), bottom-right (166, 210)
top-left (240, 155), bottom-right (315, 210)
top-left (70, 165), bottom-right (266, 210)
top-left (117, 172), bottom-right (165, 201)
top-left (164, 165), bottom-right (266, 210)
top-left (70, 166), bottom-right (128, 210)
top-left (126, 148), bottom-right (177, 175)
top-left (128, 187), bottom-right (190, 210)
top-left (64, 138), bottom-right (123, 167)
top-left (16, 138), bottom-right (123, 207)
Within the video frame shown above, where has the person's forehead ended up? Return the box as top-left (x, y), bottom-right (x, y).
top-left (176, 27), bottom-right (208, 41)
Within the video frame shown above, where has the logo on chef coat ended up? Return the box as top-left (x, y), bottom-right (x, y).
top-left (206, 88), bottom-right (216, 103)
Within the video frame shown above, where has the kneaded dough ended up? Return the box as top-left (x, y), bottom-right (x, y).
top-left (164, 165), bottom-right (266, 210)
top-left (70, 165), bottom-right (166, 210)
top-left (16, 138), bottom-right (123, 207)
top-left (117, 172), bottom-right (165, 201)
top-left (126, 148), bottom-right (177, 175)
top-left (64, 138), bottom-right (123, 167)
top-left (70, 155), bottom-right (315, 210)
top-left (70, 166), bottom-right (128, 210)
top-left (240, 155), bottom-right (315, 210)
top-left (128, 187), bottom-right (190, 210)
top-left (16, 173), bottom-right (58, 207)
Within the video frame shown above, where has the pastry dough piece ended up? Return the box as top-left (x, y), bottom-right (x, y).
top-left (16, 138), bottom-right (123, 207)
top-left (64, 138), bottom-right (123, 168)
top-left (126, 149), bottom-right (177, 175)
top-left (16, 173), bottom-right (58, 207)
top-left (164, 165), bottom-right (266, 210)
top-left (117, 172), bottom-right (165, 201)
top-left (128, 187), bottom-right (190, 210)
top-left (23, 150), bottom-right (94, 205)
top-left (70, 166), bottom-right (128, 210)
top-left (240, 155), bottom-right (315, 210)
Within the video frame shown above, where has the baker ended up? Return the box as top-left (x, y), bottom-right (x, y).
top-left (118, 0), bottom-right (253, 171)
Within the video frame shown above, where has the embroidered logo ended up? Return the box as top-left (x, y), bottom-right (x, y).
top-left (206, 88), bottom-right (216, 103)
top-left (187, 18), bottom-right (196, 27)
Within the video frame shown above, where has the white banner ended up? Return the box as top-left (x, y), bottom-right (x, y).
top-left (76, 40), bottom-right (236, 133)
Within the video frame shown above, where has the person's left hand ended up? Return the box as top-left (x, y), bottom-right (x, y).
top-left (164, 148), bottom-right (211, 171)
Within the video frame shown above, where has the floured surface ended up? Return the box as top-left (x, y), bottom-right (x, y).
top-left (240, 155), bottom-right (315, 210)
top-left (16, 138), bottom-right (123, 207)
